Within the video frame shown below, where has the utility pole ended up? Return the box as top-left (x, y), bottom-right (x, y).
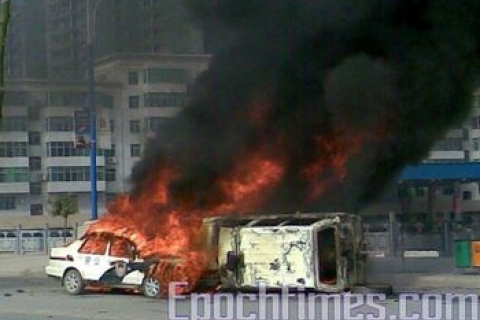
top-left (86, 0), bottom-right (98, 220)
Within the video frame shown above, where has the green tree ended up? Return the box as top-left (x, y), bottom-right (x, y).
top-left (50, 194), bottom-right (78, 243)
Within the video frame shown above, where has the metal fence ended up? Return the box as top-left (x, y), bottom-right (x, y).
top-left (363, 213), bottom-right (455, 257)
top-left (0, 217), bottom-right (456, 257)
top-left (364, 232), bottom-right (390, 257)
top-left (0, 224), bottom-right (78, 255)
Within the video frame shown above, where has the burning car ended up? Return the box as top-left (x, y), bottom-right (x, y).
top-left (79, 212), bottom-right (388, 297)
top-left (45, 233), bottom-right (161, 298)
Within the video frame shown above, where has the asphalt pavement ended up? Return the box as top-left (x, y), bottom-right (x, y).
top-left (0, 253), bottom-right (47, 278)
top-left (2, 253), bottom-right (480, 293)
top-left (0, 254), bottom-right (480, 319)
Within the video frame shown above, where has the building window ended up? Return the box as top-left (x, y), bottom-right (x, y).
top-left (129, 120), bottom-right (141, 134)
top-left (28, 107), bottom-right (41, 120)
top-left (474, 138), bottom-right (480, 151)
top-left (473, 116), bottom-right (480, 129)
top-left (0, 196), bottom-right (15, 210)
top-left (144, 68), bottom-right (189, 83)
top-left (415, 187), bottom-right (426, 197)
top-left (475, 96), bottom-right (480, 109)
top-left (28, 132), bottom-right (41, 145)
top-left (0, 142), bottom-right (28, 157)
top-left (45, 91), bottom-right (86, 108)
top-left (443, 186), bottom-right (454, 196)
top-left (106, 168), bottom-right (116, 182)
top-left (5, 91), bottom-right (27, 106)
top-left (45, 117), bottom-right (74, 132)
top-left (48, 167), bottom-right (105, 182)
top-left (130, 144), bottom-right (141, 157)
top-left (104, 144), bottom-right (116, 157)
top-left (431, 138), bottom-right (463, 152)
top-left (110, 119), bottom-right (115, 133)
top-left (128, 96), bottom-right (140, 109)
top-left (463, 191), bottom-right (472, 201)
top-left (30, 204), bottom-right (43, 216)
top-left (0, 168), bottom-right (29, 183)
top-left (128, 71), bottom-right (139, 85)
top-left (146, 117), bottom-right (169, 132)
top-left (99, 94), bottom-right (114, 109)
top-left (46, 142), bottom-right (89, 157)
top-left (144, 92), bottom-right (187, 108)
top-left (0, 117), bottom-right (27, 132)
top-left (30, 182), bottom-right (42, 196)
top-left (29, 157), bottom-right (42, 171)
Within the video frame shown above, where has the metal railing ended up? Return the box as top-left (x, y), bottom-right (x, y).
top-left (0, 223), bottom-right (79, 255)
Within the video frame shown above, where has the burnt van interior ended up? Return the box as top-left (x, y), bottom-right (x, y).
top-left (317, 228), bottom-right (337, 285)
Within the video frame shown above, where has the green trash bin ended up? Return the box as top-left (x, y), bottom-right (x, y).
top-left (455, 240), bottom-right (471, 268)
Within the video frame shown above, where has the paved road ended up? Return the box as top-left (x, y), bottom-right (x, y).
top-left (0, 277), bottom-right (168, 320)
top-left (0, 254), bottom-right (479, 319)
top-left (0, 277), bottom-right (478, 320)
top-left (0, 254), bottom-right (47, 278)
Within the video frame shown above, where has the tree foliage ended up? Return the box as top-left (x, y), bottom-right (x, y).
top-left (51, 194), bottom-right (78, 220)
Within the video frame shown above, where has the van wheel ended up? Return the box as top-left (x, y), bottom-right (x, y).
top-left (63, 269), bottom-right (85, 295)
top-left (142, 277), bottom-right (160, 298)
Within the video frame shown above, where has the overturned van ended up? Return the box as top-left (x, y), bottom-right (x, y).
top-left (201, 212), bottom-right (367, 293)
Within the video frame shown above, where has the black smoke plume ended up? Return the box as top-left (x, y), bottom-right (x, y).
top-left (131, 0), bottom-right (480, 212)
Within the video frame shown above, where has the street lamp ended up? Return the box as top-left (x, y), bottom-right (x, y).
top-left (86, 0), bottom-right (107, 221)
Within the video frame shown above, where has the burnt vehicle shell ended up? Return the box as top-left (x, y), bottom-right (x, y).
top-left (147, 212), bottom-right (367, 293)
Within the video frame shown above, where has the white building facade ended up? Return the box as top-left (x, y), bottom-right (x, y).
top-left (0, 53), bottom-right (210, 227)
top-left (398, 89), bottom-right (480, 221)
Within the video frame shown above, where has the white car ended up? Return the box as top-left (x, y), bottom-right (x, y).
top-left (45, 233), bottom-right (160, 298)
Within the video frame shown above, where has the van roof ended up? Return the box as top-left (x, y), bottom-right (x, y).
top-left (203, 212), bottom-right (355, 227)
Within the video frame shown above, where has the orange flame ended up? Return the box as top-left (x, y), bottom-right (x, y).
top-left (302, 129), bottom-right (367, 200)
top-left (88, 120), bottom-right (375, 296)
top-left (88, 148), bottom-right (285, 295)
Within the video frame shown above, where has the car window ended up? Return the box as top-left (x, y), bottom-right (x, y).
top-left (109, 237), bottom-right (133, 259)
top-left (78, 234), bottom-right (109, 255)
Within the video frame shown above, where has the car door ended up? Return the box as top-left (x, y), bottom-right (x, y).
top-left (75, 234), bottom-right (112, 280)
top-left (108, 237), bottom-right (142, 285)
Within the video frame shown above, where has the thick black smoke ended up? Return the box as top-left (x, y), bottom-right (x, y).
top-left (131, 0), bottom-right (480, 212)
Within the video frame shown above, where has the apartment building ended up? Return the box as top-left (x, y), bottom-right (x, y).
top-left (45, 0), bottom-right (204, 79)
top-left (94, 53), bottom-right (210, 194)
top-left (0, 53), bottom-right (210, 227)
top-left (396, 89), bottom-right (480, 221)
top-left (5, 0), bottom-right (205, 80)
top-left (5, 0), bottom-right (46, 79)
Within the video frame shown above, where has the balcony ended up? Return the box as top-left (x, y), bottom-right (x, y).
top-left (141, 107), bottom-right (181, 118)
top-left (140, 83), bottom-right (187, 93)
top-left (428, 151), bottom-right (465, 161)
top-left (46, 181), bottom-right (106, 193)
top-left (470, 129), bottom-right (480, 139)
top-left (0, 158), bottom-right (28, 168)
top-left (43, 131), bottom-right (75, 142)
top-left (0, 182), bottom-right (29, 194)
top-left (0, 132), bottom-right (28, 142)
top-left (44, 156), bottom-right (105, 167)
top-left (444, 129), bottom-right (464, 139)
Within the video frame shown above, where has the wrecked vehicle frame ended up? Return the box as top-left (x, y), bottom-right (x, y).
top-left (146, 212), bottom-right (367, 294)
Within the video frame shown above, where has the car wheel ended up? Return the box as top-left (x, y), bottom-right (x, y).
top-left (63, 269), bottom-right (85, 295)
top-left (142, 277), bottom-right (160, 298)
